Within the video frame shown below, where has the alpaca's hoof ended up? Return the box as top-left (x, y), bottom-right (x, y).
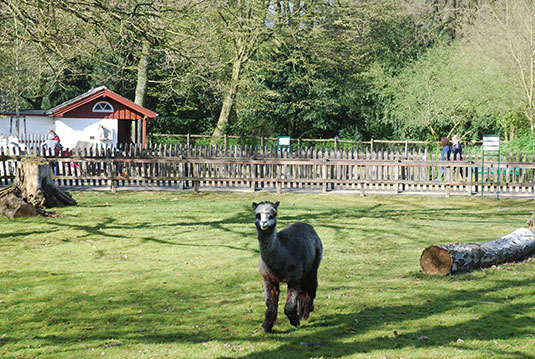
top-left (288, 316), bottom-right (300, 327)
top-left (262, 321), bottom-right (274, 333)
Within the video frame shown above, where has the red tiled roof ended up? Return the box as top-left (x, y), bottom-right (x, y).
top-left (47, 86), bottom-right (157, 118)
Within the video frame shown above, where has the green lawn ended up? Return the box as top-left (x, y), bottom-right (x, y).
top-left (1, 192), bottom-right (534, 359)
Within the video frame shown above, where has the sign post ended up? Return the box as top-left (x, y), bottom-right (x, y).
top-left (482, 135), bottom-right (500, 199)
top-left (277, 136), bottom-right (291, 152)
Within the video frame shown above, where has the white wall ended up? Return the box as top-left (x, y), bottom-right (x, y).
top-left (1, 116), bottom-right (118, 149)
top-left (55, 118), bottom-right (117, 149)
top-left (0, 116), bottom-right (54, 136)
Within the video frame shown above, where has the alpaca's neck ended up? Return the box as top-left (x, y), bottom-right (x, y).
top-left (257, 226), bottom-right (281, 262)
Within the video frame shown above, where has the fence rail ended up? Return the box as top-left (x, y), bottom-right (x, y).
top-left (150, 133), bottom-right (492, 151)
top-left (1, 144), bottom-right (534, 197)
top-left (150, 133), bottom-right (432, 152)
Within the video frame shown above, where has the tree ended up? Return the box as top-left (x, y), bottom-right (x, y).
top-left (379, 42), bottom-right (499, 141)
top-left (234, 0), bottom-right (411, 140)
top-left (0, 0), bottom-right (91, 139)
top-left (1, 0), bottom-right (195, 143)
top-left (461, 0), bottom-right (535, 134)
top-left (205, 0), bottom-right (274, 140)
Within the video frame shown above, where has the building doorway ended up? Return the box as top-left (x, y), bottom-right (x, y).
top-left (117, 119), bottom-right (133, 145)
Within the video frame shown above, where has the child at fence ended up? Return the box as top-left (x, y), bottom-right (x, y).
top-left (451, 134), bottom-right (469, 179)
top-left (50, 130), bottom-right (61, 144)
top-left (42, 132), bottom-right (61, 175)
top-left (435, 136), bottom-right (451, 181)
top-left (41, 132), bottom-right (61, 154)
top-left (451, 134), bottom-right (463, 161)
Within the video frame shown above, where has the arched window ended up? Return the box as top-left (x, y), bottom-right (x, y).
top-left (92, 101), bottom-right (114, 113)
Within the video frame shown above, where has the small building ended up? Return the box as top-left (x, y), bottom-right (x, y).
top-left (0, 86), bottom-right (157, 149)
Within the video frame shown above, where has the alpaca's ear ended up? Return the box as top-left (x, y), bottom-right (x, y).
top-left (252, 202), bottom-right (258, 210)
top-left (274, 201), bottom-right (280, 208)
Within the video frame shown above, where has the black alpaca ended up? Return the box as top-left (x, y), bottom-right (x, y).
top-left (253, 201), bottom-right (323, 333)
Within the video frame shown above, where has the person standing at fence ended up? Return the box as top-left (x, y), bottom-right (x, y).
top-left (451, 134), bottom-right (462, 161)
top-left (42, 132), bottom-right (61, 153)
top-left (49, 130), bottom-right (61, 144)
top-left (436, 136), bottom-right (451, 181)
top-left (451, 134), bottom-right (468, 178)
top-left (42, 132), bottom-right (61, 175)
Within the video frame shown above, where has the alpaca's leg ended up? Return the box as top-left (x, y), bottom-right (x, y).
top-left (284, 286), bottom-right (300, 327)
top-left (307, 276), bottom-right (318, 314)
top-left (298, 278), bottom-right (314, 320)
top-left (262, 280), bottom-right (279, 333)
top-left (301, 267), bottom-right (319, 320)
top-left (305, 250), bottom-right (321, 317)
top-left (298, 290), bottom-right (309, 320)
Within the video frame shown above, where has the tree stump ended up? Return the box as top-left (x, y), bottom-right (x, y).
top-left (420, 228), bottom-right (535, 275)
top-left (0, 158), bottom-right (76, 218)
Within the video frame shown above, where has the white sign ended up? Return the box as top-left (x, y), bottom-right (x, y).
top-left (278, 136), bottom-right (291, 146)
top-left (483, 135), bottom-right (500, 151)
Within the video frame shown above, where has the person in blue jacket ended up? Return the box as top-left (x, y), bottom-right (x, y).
top-left (436, 136), bottom-right (451, 180)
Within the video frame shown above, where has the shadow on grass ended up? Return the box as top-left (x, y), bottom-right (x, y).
top-left (3, 199), bottom-right (524, 246)
top-left (3, 272), bottom-right (535, 358)
top-left (216, 276), bottom-right (535, 359)
top-left (141, 237), bottom-right (259, 253)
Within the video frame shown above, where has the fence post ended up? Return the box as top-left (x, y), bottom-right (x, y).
top-left (395, 161), bottom-right (400, 194)
top-left (466, 160), bottom-right (472, 196)
top-left (108, 156), bottom-right (117, 193)
top-left (193, 162), bottom-right (200, 193)
top-left (445, 165), bottom-right (451, 198)
top-left (250, 162), bottom-right (256, 192)
top-left (322, 162), bottom-right (328, 193)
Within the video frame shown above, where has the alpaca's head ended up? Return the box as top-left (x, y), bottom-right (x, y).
top-left (253, 201), bottom-right (279, 232)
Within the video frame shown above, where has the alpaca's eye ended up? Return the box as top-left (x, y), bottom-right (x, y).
top-left (256, 214), bottom-right (260, 219)
top-left (268, 215), bottom-right (272, 220)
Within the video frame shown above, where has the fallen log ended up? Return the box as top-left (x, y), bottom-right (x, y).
top-left (420, 228), bottom-right (535, 275)
top-left (0, 157), bottom-right (76, 218)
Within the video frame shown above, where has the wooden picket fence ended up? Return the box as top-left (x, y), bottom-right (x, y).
top-left (1, 143), bottom-right (535, 197)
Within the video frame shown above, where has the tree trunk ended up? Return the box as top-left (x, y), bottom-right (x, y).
top-left (134, 40), bottom-right (150, 144)
top-left (211, 54), bottom-right (243, 142)
top-left (420, 228), bottom-right (535, 275)
top-left (0, 158), bottom-right (76, 218)
top-left (0, 190), bottom-right (37, 218)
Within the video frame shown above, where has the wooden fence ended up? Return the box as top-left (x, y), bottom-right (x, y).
top-left (1, 144), bottom-right (535, 197)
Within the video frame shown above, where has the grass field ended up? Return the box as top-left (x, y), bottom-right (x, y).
top-left (1, 192), bottom-right (535, 359)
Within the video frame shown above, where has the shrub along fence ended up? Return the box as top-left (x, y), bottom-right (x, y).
top-left (1, 144), bottom-right (535, 197)
top-left (150, 133), bottom-right (432, 152)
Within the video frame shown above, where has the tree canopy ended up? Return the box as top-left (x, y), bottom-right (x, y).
top-left (0, 0), bottom-right (531, 143)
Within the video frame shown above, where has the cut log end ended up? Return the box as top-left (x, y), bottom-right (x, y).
top-left (420, 246), bottom-right (453, 275)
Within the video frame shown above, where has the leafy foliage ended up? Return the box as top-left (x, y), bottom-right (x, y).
top-left (236, 47), bottom-right (343, 138)
top-left (1, 0), bottom-right (534, 145)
